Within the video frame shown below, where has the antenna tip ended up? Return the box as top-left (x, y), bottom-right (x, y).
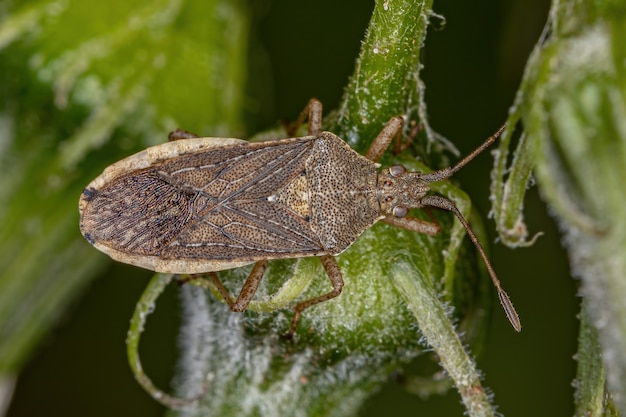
top-left (497, 289), bottom-right (522, 332)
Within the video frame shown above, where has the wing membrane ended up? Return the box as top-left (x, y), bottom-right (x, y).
top-left (81, 137), bottom-right (325, 263)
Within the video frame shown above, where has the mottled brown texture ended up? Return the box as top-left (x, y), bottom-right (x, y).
top-left (78, 100), bottom-right (520, 332)
top-left (79, 133), bottom-right (381, 272)
top-left (308, 132), bottom-right (380, 253)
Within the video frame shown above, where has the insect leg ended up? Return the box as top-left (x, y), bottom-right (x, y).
top-left (393, 119), bottom-right (421, 155)
top-left (420, 194), bottom-right (522, 332)
top-left (286, 98), bottom-right (324, 137)
top-left (288, 255), bottom-right (344, 337)
top-left (381, 215), bottom-right (441, 236)
top-left (168, 128), bottom-right (200, 141)
top-left (209, 260), bottom-right (268, 312)
top-left (365, 116), bottom-right (404, 162)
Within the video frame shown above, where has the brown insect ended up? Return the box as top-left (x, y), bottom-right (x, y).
top-left (79, 99), bottom-right (521, 334)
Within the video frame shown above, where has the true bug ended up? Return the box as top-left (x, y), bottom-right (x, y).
top-left (79, 99), bottom-right (521, 333)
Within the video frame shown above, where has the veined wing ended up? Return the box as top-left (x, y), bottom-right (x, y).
top-left (159, 137), bottom-right (326, 260)
top-left (80, 137), bottom-right (326, 265)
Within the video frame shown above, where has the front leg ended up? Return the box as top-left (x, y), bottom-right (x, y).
top-left (364, 116), bottom-right (404, 162)
top-left (381, 215), bottom-right (441, 236)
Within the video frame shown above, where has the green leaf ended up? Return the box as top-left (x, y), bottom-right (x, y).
top-left (0, 0), bottom-right (249, 376)
top-left (491, 0), bottom-right (626, 413)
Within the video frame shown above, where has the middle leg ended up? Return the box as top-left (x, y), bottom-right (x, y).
top-left (288, 255), bottom-right (344, 337)
top-left (209, 260), bottom-right (268, 312)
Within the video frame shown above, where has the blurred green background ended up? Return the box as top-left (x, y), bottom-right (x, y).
top-left (2, 0), bottom-right (577, 416)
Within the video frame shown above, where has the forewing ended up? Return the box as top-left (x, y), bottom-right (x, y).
top-left (80, 137), bottom-right (325, 271)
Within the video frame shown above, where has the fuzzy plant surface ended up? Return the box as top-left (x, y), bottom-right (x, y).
top-left (149, 1), bottom-right (502, 417)
top-left (490, 0), bottom-right (626, 415)
top-left (0, 0), bottom-right (249, 412)
top-left (0, 0), bottom-right (599, 417)
top-left (0, 0), bottom-right (501, 416)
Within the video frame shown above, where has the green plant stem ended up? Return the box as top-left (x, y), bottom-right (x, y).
top-left (126, 273), bottom-right (204, 409)
top-left (164, 1), bottom-right (499, 417)
top-left (491, 0), bottom-right (626, 412)
top-left (393, 264), bottom-right (493, 417)
top-left (0, 0), bottom-right (249, 384)
top-left (332, 0), bottom-right (432, 151)
top-left (574, 300), bottom-right (618, 417)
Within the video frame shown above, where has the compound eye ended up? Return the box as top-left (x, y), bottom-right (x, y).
top-left (389, 165), bottom-right (406, 177)
top-left (393, 205), bottom-right (408, 218)
top-left (384, 195), bottom-right (394, 203)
